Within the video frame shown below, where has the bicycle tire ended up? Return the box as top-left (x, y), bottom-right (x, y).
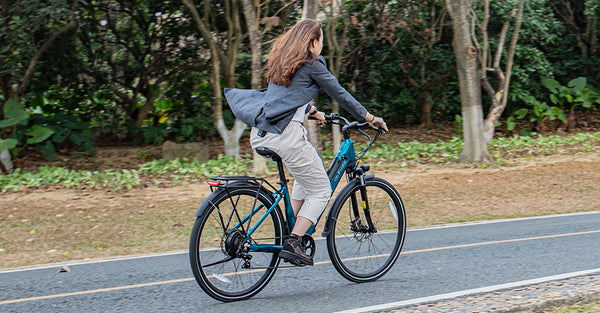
top-left (326, 177), bottom-right (406, 282)
top-left (189, 185), bottom-right (284, 302)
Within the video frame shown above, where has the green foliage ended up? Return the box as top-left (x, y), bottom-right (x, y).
top-left (0, 99), bottom-right (95, 161)
top-left (488, 132), bottom-right (600, 157)
top-left (542, 77), bottom-right (600, 114)
top-left (24, 113), bottom-right (95, 161)
top-left (363, 136), bottom-right (463, 165)
top-left (0, 138), bottom-right (17, 151)
top-left (0, 0), bottom-right (599, 136)
top-left (454, 114), bottom-right (463, 134)
top-left (506, 99), bottom-right (566, 132)
top-left (3, 132), bottom-right (599, 192)
top-left (0, 155), bottom-right (254, 192)
top-left (0, 99), bottom-right (29, 128)
top-left (140, 124), bottom-right (169, 146)
top-left (0, 99), bottom-right (54, 154)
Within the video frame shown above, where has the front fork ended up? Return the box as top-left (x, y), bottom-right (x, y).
top-left (350, 167), bottom-right (377, 234)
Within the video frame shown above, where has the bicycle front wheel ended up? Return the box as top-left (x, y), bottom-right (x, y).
top-left (327, 177), bottom-right (406, 282)
top-left (189, 185), bottom-right (284, 302)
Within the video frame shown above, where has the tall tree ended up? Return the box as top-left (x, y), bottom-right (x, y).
top-left (241, 0), bottom-right (266, 173)
top-left (0, 0), bottom-right (77, 105)
top-left (323, 0), bottom-right (346, 152)
top-left (302, 0), bottom-right (323, 156)
top-left (183, 0), bottom-right (247, 158)
top-left (550, 0), bottom-right (599, 78)
top-left (478, 0), bottom-right (525, 142)
top-left (446, 0), bottom-right (491, 163)
top-left (387, 0), bottom-right (453, 129)
top-left (0, 0), bottom-right (77, 173)
top-left (77, 0), bottom-right (201, 129)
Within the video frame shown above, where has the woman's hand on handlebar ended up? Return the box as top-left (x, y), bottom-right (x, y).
top-left (311, 110), bottom-right (326, 127)
top-left (366, 113), bottom-right (388, 132)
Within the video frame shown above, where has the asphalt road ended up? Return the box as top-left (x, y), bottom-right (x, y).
top-left (2, 211), bottom-right (600, 313)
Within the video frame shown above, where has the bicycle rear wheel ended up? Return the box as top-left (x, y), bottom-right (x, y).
top-left (326, 177), bottom-right (406, 282)
top-left (189, 185), bottom-right (283, 302)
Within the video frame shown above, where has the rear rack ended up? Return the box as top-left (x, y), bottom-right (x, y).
top-left (207, 176), bottom-right (279, 194)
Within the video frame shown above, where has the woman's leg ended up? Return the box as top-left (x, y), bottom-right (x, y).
top-left (250, 122), bottom-right (330, 265)
top-left (291, 199), bottom-right (304, 217)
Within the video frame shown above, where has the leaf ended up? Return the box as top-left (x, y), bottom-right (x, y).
top-left (26, 125), bottom-right (54, 144)
top-left (514, 108), bottom-right (528, 119)
top-left (38, 141), bottom-right (56, 161)
top-left (0, 138), bottom-right (18, 151)
top-left (0, 99), bottom-right (29, 127)
top-left (506, 116), bottom-right (516, 131)
top-left (30, 96), bottom-right (44, 109)
top-left (541, 78), bottom-right (560, 93)
top-left (566, 94), bottom-right (573, 103)
top-left (567, 77), bottom-right (587, 91)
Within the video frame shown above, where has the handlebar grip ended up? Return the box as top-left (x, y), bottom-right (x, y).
top-left (308, 113), bottom-right (340, 122)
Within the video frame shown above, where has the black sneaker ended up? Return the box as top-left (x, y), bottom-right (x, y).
top-left (279, 235), bottom-right (314, 266)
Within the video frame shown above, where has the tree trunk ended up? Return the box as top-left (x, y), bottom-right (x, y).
top-left (324, 0), bottom-right (346, 153)
top-left (241, 0), bottom-right (267, 174)
top-left (0, 150), bottom-right (13, 174)
top-left (446, 0), bottom-right (491, 163)
top-left (567, 108), bottom-right (577, 132)
top-left (482, 0), bottom-right (525, 142)
top-left (184, 0), bottom-right (245, 158)
top-left (303, 0), bottom-right (323, 156)
top-left (421, 90), bottom-right (433, 129)
top-left (303, 0), bottom-right (319, 21)
top-left (216, 119), bottom-right (247, 156)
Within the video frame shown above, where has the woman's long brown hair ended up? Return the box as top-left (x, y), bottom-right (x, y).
top-left (265, 19), bottom-right (322, 87)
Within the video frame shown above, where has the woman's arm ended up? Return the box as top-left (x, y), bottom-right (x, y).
top-left (310, 57), bottom-right (367, 119)
top-left (311, 56), bottom-right (387, 131)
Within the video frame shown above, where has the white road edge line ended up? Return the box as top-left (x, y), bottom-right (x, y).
top-left (2, 210), bottom-right (598, 274)
top-left (335, 267), bottom-right (600, 313)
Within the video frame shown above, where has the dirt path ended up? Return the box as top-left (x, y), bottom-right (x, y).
top-left (1, 152), bottom-right (599, 269)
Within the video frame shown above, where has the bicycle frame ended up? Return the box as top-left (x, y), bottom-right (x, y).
top-left (223, 134), bottom-right (356, 254)
top-left (206, 116), bottom-right (377, 254)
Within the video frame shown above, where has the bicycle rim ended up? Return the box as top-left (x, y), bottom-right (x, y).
top-left (327, 177), bottom-right (406, 282)
top-left (189, 187), bottom-right (283, 301)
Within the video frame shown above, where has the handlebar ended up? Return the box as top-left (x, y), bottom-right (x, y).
top-left (309, 113), bottom-right (385, 134)
top-left (308, 113), bottom-right (386, 163)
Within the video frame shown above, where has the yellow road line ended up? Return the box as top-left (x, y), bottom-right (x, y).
top-left (2, 229), bottom-right (599, 305)
top-left (0, 278), bottom-right (194, 305)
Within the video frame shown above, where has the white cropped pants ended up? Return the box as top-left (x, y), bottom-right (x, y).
top-left (250, 121), bottom-right (332, 223)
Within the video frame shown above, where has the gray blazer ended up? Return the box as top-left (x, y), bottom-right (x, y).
top-left (224, 56), bottom-right (367, 134)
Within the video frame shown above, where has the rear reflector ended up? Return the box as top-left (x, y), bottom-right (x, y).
top-left (207, 180), bottom-right (220, 187)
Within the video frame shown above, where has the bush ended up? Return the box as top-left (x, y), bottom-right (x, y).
top-left (0, 99), bottom-right (95, 162)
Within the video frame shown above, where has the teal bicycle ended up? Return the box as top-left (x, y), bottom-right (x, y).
top-left (189, 113), bottom-right (406, 302)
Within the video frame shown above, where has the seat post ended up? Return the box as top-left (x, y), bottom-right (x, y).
top-left (275, 159), bottom-right (287, 185)
top-left (254, 147), bottom-right (288, 185)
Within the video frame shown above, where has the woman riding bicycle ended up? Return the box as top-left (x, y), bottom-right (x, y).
top-left (225, 19), bottom-right (387, 266)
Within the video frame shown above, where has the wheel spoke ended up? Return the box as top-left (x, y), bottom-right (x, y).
top-left (327, 178), bottom-right (406, 282)
top-left (203, 256), bottom-right (234, 268)
top-left (190, 186), bottom-right (283, 301)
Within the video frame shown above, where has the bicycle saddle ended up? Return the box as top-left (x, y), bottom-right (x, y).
top-left (255, 147), bottom-right (282, 162)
